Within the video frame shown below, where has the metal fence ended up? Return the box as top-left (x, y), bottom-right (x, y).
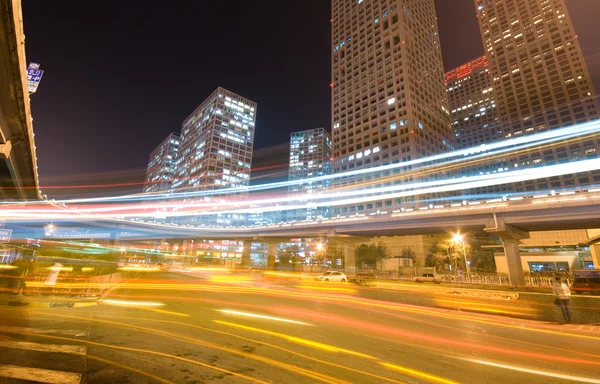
top-left (355, 269), bottom-right (573, 287)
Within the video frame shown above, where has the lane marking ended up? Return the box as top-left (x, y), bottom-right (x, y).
top-left (0, 340), bottom-right (86, 355)
top-left (217, 309), bottom-right (313, 325)
top-left (0, 364), bottom-right (82, 384)
top-left (87, 354), bottom-right (175, 384)
top-left (0, 326), bottom-right (88, 337)
top-left (461, 358), bottom-right (600, 383)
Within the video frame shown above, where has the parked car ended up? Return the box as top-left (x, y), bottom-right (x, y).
top-left (572, 277), bottom-right (600, 295)
top-left (413, 273), bottom-right (442, 284)
top-left (315, 271), bottom-right (347, 282)
top-left (352, 273), bottom-right (377, 286)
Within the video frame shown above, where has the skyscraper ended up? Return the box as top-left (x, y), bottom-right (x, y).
top-left (288, 128), bottom-right (332, 221)
top-left (173, 87), bottom-right (257, 224)
top-left (144, 133), bottom-right (180, 193)
top-left (474, 0), bottom-right (600, 192)
top-left (331, 0), bottom-right (453, 215)
top-left (446, 56), bottom-right (501, 150)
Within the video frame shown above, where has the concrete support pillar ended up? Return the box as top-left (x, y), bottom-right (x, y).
top-left (343, 242), bottom-right (356, 276)
top-left (241, 241), bottom-right (252, 267)
top-left (500, 238), bottom-right (525, 287)
top-left (590, 244), bottom-right (600, 269)
top-left (267, 242), bottom-right (277, 270)
top-left (485, 218), bottom-right (529, 287)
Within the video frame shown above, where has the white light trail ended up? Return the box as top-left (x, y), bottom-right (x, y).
top-left (461, 358), bottom-right (600, 384)
top-left (17, 118), bottom-right (600, 205)
top-left (217, 309), bottom-right (313, 325)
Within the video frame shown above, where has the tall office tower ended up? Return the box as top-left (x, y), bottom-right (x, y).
top-left (446, 56), bottom-right (501, 149)
top-left (288, 128), bottom-right (333, 221)
top-left (475, 0), bottom-right (600, 192)
top-left (173, 87), bottom-right (257, 225)
top-left (144, 133), bottom-right (180, 193)
top-left (331, 0), bottom-right (453, 215)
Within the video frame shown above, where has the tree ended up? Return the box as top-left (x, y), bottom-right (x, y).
top-left (400, 247), bottom-right (417, 267)
top-left (356, 242), bottom-right (391, 269)
top-left (277, 245), bottom-right (301, 270)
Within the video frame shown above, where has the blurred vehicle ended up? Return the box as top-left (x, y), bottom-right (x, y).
top-left (413, 273), bottom-right (442, 284)
top-left (315, 271), bottom-right (347, 282)
top-left (157, 263), bottom-right (170, 271)
top-left (572, 277), bottom-right (600, 295)
top-left (351, 273), bottom-right (377, 286)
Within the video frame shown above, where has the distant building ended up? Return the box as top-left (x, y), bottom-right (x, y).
top-left (144, 133), bottom-right (180, 193)
top-left (287, 128), bottom-right (332, 221)
top-left (173, 87), bottom-right (257, 226)
top-left (331, 0), bottom-right (453, 215)
top-left (446, 56), bottom-right (501, 150)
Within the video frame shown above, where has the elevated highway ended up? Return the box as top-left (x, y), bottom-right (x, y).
top-left (0, 0), bottom-right (39, 200)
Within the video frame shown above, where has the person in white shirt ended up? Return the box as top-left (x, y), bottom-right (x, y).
top-left (552, 277), bottom-right (572, 323)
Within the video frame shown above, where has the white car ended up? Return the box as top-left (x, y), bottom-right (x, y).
top-left (316, 271), bottom-right (347, 282)
top-left (413, 273), bottom-right (442, 284)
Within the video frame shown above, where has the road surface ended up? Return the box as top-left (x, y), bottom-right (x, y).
top-left (1, 270), bottom-right (599, 383)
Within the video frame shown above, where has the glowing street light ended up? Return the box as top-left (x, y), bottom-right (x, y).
top-left (452, 233), bottom-right (470, 276)
top-left (44, 223), bottom-right (56, 236)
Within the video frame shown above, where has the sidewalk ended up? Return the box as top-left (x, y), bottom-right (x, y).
top-left (356, 280), bottom-right (600, 325)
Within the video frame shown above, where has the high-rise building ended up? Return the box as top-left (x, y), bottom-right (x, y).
top-left (173, 87), bottom-right (257, 225)
top-left (474, 0), bottom-right (600, 192)
top-left (446, 56), bottom-right (501, 149)
top-left (144, 133), bottom-right (180, 193)
top-left (331, 0), bottom-right (453, 215)
top-left (288, 128), bottom-right (332, 221)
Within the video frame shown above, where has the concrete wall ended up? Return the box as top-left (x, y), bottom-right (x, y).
top-left (495, 251), bottom-right (583, 273)
top-left (370, 234), bottom-right (440, 265)
top-left (519, 230), bottom-right (591, 247)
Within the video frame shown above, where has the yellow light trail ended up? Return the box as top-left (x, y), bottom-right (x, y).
top-left (296, 285), bottom-right (357, 294)
top-left (215, 320), bottom-right (375, 359)
top-left (380, 362), bottom-right (459, 384)
top-left (11, 310), bottom-right (404, 384)
top-left (6, 332), bottom-right (268, 384)
top-left (86, 354), bottom-right (176, 384)
top-left (216, 320), bottom-right (458, 384)
top-left (8, 312), bottom-right (348, 384)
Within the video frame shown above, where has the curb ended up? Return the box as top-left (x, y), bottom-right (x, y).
top-left (5, 300), bottom-right (98, 308)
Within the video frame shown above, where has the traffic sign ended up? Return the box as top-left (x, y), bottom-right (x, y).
top-left (26, 62), bottom-right (44, 93)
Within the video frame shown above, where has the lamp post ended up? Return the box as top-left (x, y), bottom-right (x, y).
top-left (452, 233), bottom-right (470, 277)
top-left (44, 223), bottom-right (56, 236)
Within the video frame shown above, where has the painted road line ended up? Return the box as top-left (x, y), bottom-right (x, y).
top-left (0, 340), bottom-right (86, 355)
top-left (0, 364), bottom-right (82, 384)
top-left (0, 326), bottom-right (88, 337)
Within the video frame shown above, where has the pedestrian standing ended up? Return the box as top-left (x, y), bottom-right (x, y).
top-left (552, 276), bottom-right (572, 323)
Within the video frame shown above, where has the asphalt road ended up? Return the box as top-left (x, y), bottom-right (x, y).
top-left (1, 271), bottom-right (600, 384)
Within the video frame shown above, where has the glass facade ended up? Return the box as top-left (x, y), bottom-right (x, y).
top-left (287, 128), bottom-right (332, 221)
top-left (331, 0), bottom-right (453, 215)
top-left (474, 0), bottom-right (600, 193)
top-left (144, 133), bottom-right (180, 194)
top-left (173, 87), bottom-right (257, 225)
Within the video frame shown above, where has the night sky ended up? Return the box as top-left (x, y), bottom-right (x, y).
top-left (21, 0), bottom-right (600, 190)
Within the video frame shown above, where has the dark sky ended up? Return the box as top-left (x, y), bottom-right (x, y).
top-left (21, 0), bottom-right (600, 189)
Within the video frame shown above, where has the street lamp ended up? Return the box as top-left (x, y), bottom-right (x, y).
top-left (452, 233), bottom-right (470, 276)
top-left (44, 224), bottom-right (56, 236)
